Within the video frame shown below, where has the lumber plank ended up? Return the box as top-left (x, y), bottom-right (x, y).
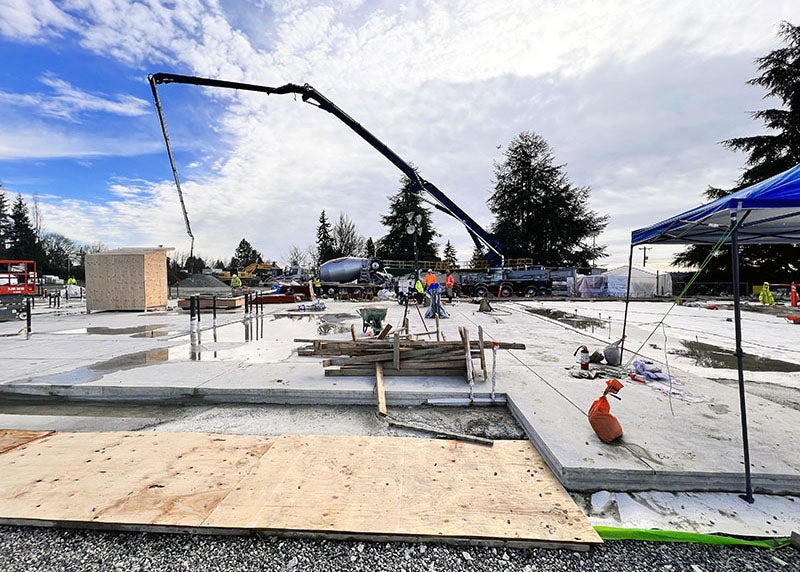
top-left (385, 417), bottom-right (493, 446)
top-left (325, 368), bottom-right (466, 377)
top-left (375, 363), bottom-right (387, 416)
top-left (478, 326), bottom-right (487, 382)
top-left (393, 332), bottom-right (400, 370)
top-left (377, 324), bottom-right (393, 339)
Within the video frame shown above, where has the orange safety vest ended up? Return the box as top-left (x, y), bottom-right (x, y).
top-left (424, 273), bottom-right (437, 288)
top-left (445, 275), bottom-right (455, 288)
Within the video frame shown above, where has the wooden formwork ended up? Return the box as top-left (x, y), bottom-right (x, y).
top-left (85, 247), bottom-right (172, 312)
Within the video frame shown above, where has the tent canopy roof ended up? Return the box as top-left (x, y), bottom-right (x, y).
top-left (631, 163), bottom-right (800, 246)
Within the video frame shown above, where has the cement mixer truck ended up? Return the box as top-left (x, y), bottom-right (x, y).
top-left (318, 257), bottom-right (394, 297)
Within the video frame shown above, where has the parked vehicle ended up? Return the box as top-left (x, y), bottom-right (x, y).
top-left (459, 266), bottom-right (552, 298)
top-left (318, 257), bottom-right (393, 297)
top-left (0, 260), bottom-right (36, 321)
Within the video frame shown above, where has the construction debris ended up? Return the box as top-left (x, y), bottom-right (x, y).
top-left (295, 336), bottom-right (525, 379)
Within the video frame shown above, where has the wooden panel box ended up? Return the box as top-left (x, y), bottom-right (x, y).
top-left (85, 247), bottom-right (172, 312)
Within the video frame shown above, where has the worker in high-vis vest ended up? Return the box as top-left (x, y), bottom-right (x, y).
top-left (759, 281), bottom-right (775, 305)
top-left (230, 273), bottom-right (242, 288)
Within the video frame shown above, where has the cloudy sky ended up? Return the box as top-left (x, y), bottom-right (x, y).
top-left (0, 1), bottom-right (796, 269)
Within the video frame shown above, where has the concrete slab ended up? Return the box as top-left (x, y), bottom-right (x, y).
top-left (1, 296), bottom-right (799, 500)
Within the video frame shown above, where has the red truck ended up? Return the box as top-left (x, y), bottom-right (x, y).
top-left (0, 260), bottom-right (36, 321)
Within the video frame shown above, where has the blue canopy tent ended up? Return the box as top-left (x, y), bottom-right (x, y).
top-left (625, 163), bottom-right (800, 503)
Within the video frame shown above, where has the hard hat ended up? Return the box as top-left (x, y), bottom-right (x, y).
top-left (427, 268), bottom-right (433, 273)
top-left (764, 281), bottom-right (769, 286)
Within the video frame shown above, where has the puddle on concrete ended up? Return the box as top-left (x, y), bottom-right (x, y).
top-left (675, 340), bottom-right (800, 372)
top-left (52, 325), bottom-right (170, 337)
top-left (28, 313), bottom-right (364, 385)
top-left (525, 307), bottom-right (607, 331)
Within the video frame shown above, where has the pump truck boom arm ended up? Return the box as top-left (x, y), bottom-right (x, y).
top-left (148, 72), bottom-right (504, 267)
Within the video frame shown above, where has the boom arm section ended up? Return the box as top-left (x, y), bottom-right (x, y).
top-left (148, 72), bottom-right (503, 267)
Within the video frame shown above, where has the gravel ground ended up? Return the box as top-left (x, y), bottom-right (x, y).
top-left (0, 526), bottom-right (797, 572)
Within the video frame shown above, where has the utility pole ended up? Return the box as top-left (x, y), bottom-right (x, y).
top-left (639, 246), bottom-right (649, 267)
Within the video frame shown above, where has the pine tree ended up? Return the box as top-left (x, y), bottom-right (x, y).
top-left (489, 132), bottom-right (607, 267)
top-left (316, 210), bottom-right (336, 263)
top-left (365, 237), bottom-right (376, 257)
top-left (8, 194), bottom-right (44, 262)
top-left (376, 175), bottom-right (439, 261)
top-left (230, 238), bottom-right (263, 268)
top-left (673, 22), bottom-right (800, 280)
top-left (469, 246), bottom-right (487, 268)
top-left (443, 240), bottom-right (458, 269)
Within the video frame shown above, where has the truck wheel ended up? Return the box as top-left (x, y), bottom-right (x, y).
top-left (326, 287), bottom-right (337, 296)
top-left (499, 285), bottom-right (513, 298)
top-left (17, 310), bottom-right (27, 321)
top-left (474, 285), bottom-right (489, 298)
top-left (524, 286), bottom-right (538, 297)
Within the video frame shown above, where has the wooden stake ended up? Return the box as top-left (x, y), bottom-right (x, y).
top-left (375, 362), bottom-right (387, 416)
top-left (393, 332), bottom-right (400, 370)
top-left (435, 313), bottom-right (440, 341)
top-left (478, 326), bottom-right (487, 382)
top-left (377, 324), bottom-right (393, 339)
top-left (350, 324), bottom-right (357, 342)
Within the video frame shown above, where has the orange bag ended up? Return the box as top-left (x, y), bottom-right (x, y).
top-left (588, 379), bottom-right (624, 443)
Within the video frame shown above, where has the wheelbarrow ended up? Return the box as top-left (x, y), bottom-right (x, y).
top-left (357, 307), bottom-right (388, 333)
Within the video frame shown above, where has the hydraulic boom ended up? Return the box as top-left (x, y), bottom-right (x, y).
top-left (148, 72), bottom-right (503, 267)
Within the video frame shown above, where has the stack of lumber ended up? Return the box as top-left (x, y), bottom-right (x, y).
top-left (295, 333), bottom-right (525, 379)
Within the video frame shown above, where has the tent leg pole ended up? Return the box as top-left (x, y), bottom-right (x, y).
top-left (620, 244), bottom-right (635, 360)
top-left (731, 217), bottom-right (754, 504)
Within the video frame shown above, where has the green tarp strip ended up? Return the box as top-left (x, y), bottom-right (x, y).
top-left (595, 526), bottom-right (790, 548)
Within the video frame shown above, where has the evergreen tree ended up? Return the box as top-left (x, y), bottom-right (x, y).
top-left (0, 184), bottom-right (10, 256)
top-left (316, 210), bottom-right (336, 263)
top-left (331, 212), bottom-right (365, 258)
top-left (674, 22), bottom-right (800, 281)
top-left (376, 176), bottom-right (439, 261)
top-left (365, 237), bottom-right (376, 257)
top-left (8, 194), bottom-right (46, 263)
top-left (469, 246), bottom-right (487, 268)
top-left (230, 238), bottom-right (263, 268)
top-left (443, 240), bottom-right (459, 269)
top-left (489, 132), bottom-right (607, 267)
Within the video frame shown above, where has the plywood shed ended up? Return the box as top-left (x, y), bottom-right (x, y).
top-left (85, 247), bottom-right (173, 313)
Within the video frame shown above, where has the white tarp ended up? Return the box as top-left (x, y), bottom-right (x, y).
top-left (576, 267), bottom-right (672, 298)
top-left (604, 266), bottom-right (672, 298)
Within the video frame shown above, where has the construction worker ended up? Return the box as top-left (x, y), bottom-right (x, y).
top-left (423, 268), bottom-right (438, 291)
top-left (445, 270), bottom-right (455, 303)
top-left (414, 273), bottom-right (425, 304)
top-left (230, 273), bottom-right (243, 289)
top-left (66, 276), bottom-right (77, 285)
top-left (759, 281), bottom-right (775, 305)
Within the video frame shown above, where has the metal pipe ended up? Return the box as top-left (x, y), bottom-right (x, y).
top-left (731, 211), bottom-right (754, 504)
top-left (25, 297), bottom-right (31, 334)
top-left (620, 243), bottom-right (635, 361)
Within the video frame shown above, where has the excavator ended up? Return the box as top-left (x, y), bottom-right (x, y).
top-left (148, 73), bottom-right (504, 269)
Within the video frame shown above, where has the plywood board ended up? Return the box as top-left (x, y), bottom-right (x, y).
top-left (0, 430), bottom-right (52, 454)
top-left (0, 430), bottom-right (600, 548)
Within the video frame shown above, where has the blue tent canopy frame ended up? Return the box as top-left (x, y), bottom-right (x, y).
top-left (625, 162), bottom-right (800, 504)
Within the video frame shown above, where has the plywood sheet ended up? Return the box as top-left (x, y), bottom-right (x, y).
top-left (0, 430), bottom-right (600, 547)
top-left (0, 430), bottom-right (52, 454)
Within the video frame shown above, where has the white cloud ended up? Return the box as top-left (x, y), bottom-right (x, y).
top-left (0, 76), bottom-right (150, 122)
top-left (0, 122), bottom-right (161, 159)
top-left (0, 0), bottom-right (77, 41)
top-left (11, 0), bottom-right (800, 267)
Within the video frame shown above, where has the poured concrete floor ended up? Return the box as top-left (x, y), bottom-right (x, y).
top-left (1, 295), bottom-right (799, 536)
